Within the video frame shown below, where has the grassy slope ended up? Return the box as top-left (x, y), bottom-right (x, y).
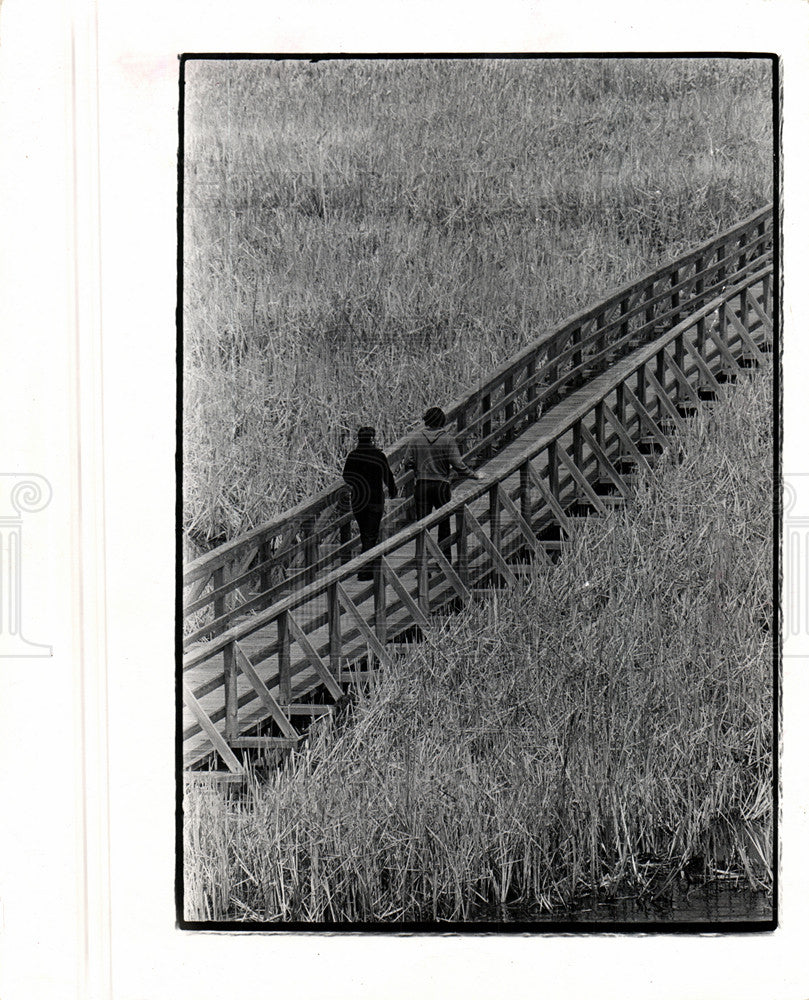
top-left (183, 57), bottom-right (772, 544)
top-left (184, 366), bottom-right (773, 923)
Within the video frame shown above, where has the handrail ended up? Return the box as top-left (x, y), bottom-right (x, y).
top-left (183, 262), bottom-right (773, 770)
top-left (182, 204), bottom-right (774, 641)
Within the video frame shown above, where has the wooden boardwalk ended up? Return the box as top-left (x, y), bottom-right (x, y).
top-left (182, 210), bottom-right (774, 778)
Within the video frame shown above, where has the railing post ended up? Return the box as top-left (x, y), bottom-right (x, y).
top-left (373, 558), bottom-right (387, 647)
top-left (695, 254), bottom-right (705, 353)
top-left (302, 516), bottom-right (317, 586)
top-left (548, 441), bottom-right (558, 500)
top-left (526, 356), bottom-right (538, 423)
top-left (596, 312), bottom-right (607, 362)
top-left (456, 405), bottom-right (467, 454)
top-left (277, 610), bottom-right (292, 705)
top-left (716, 243), bottom-right (726, 288)
top-left (547, 336), bottom-right (561, 402)
top-left (571, 327), bottom-right (582, 380)
top-left (670, 268), bottom-right (680, 325)
top-left (573, 417), bottom-right (583, 470)
top-left (620, 297), bottom-right (629, 347)
top-left (644, 282), bottom-right (655, 334)
top-left (212, 564), bottom-right (226, 625)
top-left (328, 582), bottom-right (342, 683)
top-left (674, 333), bottom-right (685, 396)
top-left (504, 373), bottom-right (514, 429)
top-left (416, 528), bottom-right (429, 616)
top-left (224, 641), bottom-right (238, 742)
top-left (481, 393), bottom-right (492, 460)
top-left (519, 461), bottom-right (532, 525)
top-left (456, 507), bottom-right (469, 588)
top-left (616, 381), bottom-right (626, 428)
top-left (594, 400), bottom-right (605, 454)
top-left (489, 483), bottom-right (501, 556)
top-left (258, 540), bottom-right (272, 594)
top-left (656, 348), bottom-right (666, 419)
top-left (636, 364), bottom-right (647, 434)
top-left (339, 516), bottom-right (352, 565)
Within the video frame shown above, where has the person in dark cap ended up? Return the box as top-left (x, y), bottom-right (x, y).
top-left (402, 406), bottom-right (483, 558)
top-left (342, 426), bottom-right (398, 581)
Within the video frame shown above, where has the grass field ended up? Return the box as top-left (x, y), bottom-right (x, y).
top-left (183, 364), bottom-right (773, 923)
top-left (182, 57), bottom-right (773, 548)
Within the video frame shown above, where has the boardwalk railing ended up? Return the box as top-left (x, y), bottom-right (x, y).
top-left (182, 259), bottom-right (773, 774)
top-left (183, 205), bottom-right (774, 646)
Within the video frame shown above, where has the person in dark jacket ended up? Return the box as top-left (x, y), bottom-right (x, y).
top-left (342, 426), bottom-right (398, 581)
top-left (402, 406), bottom-right (483, 557)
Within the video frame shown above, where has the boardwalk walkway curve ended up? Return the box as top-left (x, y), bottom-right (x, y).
top-left (181, 206), bottom-right (774, 777)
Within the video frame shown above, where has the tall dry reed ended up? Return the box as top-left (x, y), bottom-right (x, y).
top-left (184, 365), bottom-right (773, 922)
top-left (183, 57), bottom-right (773, 545)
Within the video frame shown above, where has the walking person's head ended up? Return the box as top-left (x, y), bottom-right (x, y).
top-left (357, 426), bottom-right (376, 445)
top-left (423, 406), bottom-right (446, 429)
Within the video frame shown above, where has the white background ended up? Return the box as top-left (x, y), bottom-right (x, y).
top-left (1, 1), bottom-right (807, 997)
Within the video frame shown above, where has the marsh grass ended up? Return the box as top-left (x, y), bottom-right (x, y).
top-left (183, 366), bottom-right (773, 923)
top-left (183, 57), bottom-right (772, 544)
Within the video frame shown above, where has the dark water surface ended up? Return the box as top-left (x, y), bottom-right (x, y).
top-left (476, 883), bottom-right (773, 925)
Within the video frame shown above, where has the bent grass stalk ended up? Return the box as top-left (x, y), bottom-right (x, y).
top-left (184, 366), bottom-right (773, 921)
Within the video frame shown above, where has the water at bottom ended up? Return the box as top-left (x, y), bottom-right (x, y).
top-left (474, 882), bottom-right (773, 925)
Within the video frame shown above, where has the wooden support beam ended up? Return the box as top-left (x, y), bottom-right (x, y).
top-left (547, 440), bottom-right (559, 498)
top-left (525, 357), bottom-right (538, 422)
top-left (681, 336), bottom-right (722, 393)
top-left (644, 368), bottom-right (689, 438)
top-left (424, 531), bottom-right (472, 602)
top-left (212, 565), bottom-right (227, 624)
top-left (455, 508), bottom-right (469, 589)
top-left (381, 556), bottom-right (430, 628)
top-left (287, 612), bottom-right (344, 701)
top-left (578, 423), bottom-right (632, 500)
top-left (601, 400), bottom-right (653, 475)
top-left (286, 704), bottom-right (334, 717)
top-left (526, 460), bottom-right (574, 534)
top-left (232, 641), bottom-right (299, 739)
top-left (464, 508), bottom-right (518, 587)
top-left (622, 383), bottom-right (669, 450)
top-left (277, 611), bottom-right (292, 705)
top-left (489, 482), bottom-right (502, 554)
top-left (231, 736), bottom-right (300, 749)
top-left (185, 570), bottom-right (214, 608)
top-left (519, 461), bottom-right (532, 524)
top-left (723, 303), bottom-right (768, 365)
top-left (416, 529), bottom-right (429, 616)
top-left (660, 347), bottom-right (701, 405)
top-left (555, 443), bottom-right (608, 516)
top-left (744, 287), bottom-right (774, 337)
top-left (496, 481), bottom-right (549, 563)
top-left (327, 581), bottom-right (342, 681)
top-left (223, 643), bottom-right (238, 742)
top-left (704, 318), bottom-right (742, 370)
top-left (182, 683), bottom-right (244, 775)
top-left (373, 558), bottom-right (387, 646)
top-left (337, 583), bottom-right (393, 668)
